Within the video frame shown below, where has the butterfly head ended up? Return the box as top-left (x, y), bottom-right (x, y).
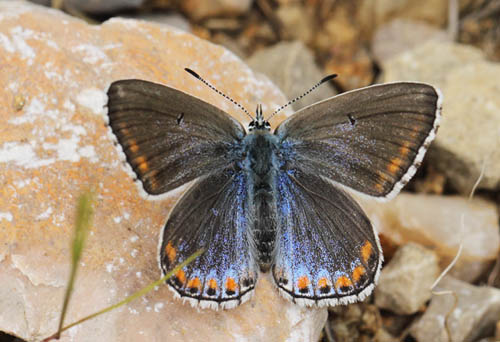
top-left (249, 104), bottom-right (271, 132)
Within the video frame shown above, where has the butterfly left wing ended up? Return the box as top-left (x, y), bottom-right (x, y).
top-left (106, 79), bottom-right (246, 197)
top-left (272, 168), bottom-right (382, 307)
top-left (274, 82), bottom-right (441, 199)
top-left (159, 167), bottom-right (258, 309)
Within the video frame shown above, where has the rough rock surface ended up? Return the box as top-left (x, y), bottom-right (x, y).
top-left (410, 276), bottom-right (500, 342)
top-left (0, 2), bottom-right (327, 341)
top-left (375, 243), bottom-right (439, 315)
top-left (372, 19), bottom-right (449, 63)
top-left (357, 0), bottom-right (449, 36)
top-left (358, 193), bottom-right (500, 282)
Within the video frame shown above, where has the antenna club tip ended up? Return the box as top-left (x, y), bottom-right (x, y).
top-left (320, 74), bottom-right (338, 84)
top-left (185, 68), bottom-right (201, 79)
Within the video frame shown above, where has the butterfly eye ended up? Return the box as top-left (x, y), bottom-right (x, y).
top-left (264, 122), bottom-right (271, 130)
top-left (248, 121), bottom-right (256, 131)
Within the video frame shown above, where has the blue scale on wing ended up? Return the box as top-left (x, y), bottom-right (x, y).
top-left (159, 169), bottom-right (258, 308)
top-left (271, 169), bottom-right (381, 305)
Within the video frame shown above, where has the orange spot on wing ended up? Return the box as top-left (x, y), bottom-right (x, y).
top-left (317, 277), bottom-right (329, 288)
top-left (208, 278), bottom-right (217, 290)
top-left (387, 157), bottom-right (403, 175)
top-left (335, 275), bottom-right (353, 289)
top-left (128, 141), bottom-right (139, 153)
top-left (187, 277), bottom-right (201, 290)
top-left (165, 241), bottom-right (176, 263)
top-left (374, 180), bottom-right (385, 193)
top-left (297, 276), bottom-right (310, 290)
top-left (225, 277), bottom-right (237, 292)
top-left (399, 143), bottom-right (411, 158)
top-left (134, 156), bottom-right (149, 172)
top-left (361, 241), bottom-right (373, 264)
top-left (176, 269), bottom-right (186, 284)
top-left (352, 265), bottom-right (366, 283)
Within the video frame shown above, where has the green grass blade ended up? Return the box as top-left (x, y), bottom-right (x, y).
top-left (56, 191), bottom-right (94, 339)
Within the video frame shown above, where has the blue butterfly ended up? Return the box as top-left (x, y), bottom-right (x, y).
top-left (106, 69), bottom-right (441, 309)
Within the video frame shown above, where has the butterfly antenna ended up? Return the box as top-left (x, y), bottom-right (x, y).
top-left (266, 74), bottom-right (337, 121)
top-left (184, 68), bottom-right (254, 121)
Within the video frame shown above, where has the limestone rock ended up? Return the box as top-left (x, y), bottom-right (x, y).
top-left (410, 276), bottom-right (500, 342)
top-left (358, 193), bottom-right (500, 282)
top-left (357, 0), bottom-right (448, 36)
top-left (0, 2), bottom-right (326, 341)
top-left (375, 243), bottom-right (439, 315)
top-left (428, 61), bottom-right (500, 193)
top-left (372, 19), bottom-right (449, 63)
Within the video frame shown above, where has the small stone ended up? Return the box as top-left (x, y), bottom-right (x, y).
top-left (375, 243), bottom-right (439, 315)
top-left (357, 0), bottom-right (450, 37)
top-left (374, 328), bottom-right (398, 342)
top-left (276, 3), bottom-right (314, 43)
top-left (180, 0), bottom-right (252, 21)
top-left (379, 40), bottom-right (484, 86)
top-left (246, 41), bottom-right (337, 113)
top-left (372, 19), bottom-right (449, 64)
top-left (129, 13), bottom-right (191, 32)
top-left (329, 303), bottom-right (382, 342)
top-left (410, 276), bottom-right (500, 342)
top-left (357, 193), bottom-right (500, 283)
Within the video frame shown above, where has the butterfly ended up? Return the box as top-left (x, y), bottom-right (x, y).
top-left (106, 68), bottom-right (441, 310)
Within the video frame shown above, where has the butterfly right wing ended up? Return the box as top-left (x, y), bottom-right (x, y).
top-left (274, 83), bottom-right (441, 200)
top-left (106, 79), bottom-right (246, 196)
top-left (159, 167), bottom-right (258, 309)
top-left (271, 168), bottom-right (382, 307)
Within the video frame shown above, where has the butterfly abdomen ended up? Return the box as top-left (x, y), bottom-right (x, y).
top-left (243, 132), bottom-right (279, 272)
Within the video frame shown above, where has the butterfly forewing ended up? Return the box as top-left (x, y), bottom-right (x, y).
top-left (275, 82), bottom-right (441, 199)
top-left (107, 80), bottom-right (246, 196)
top-left (159, 168), bottom-right (258, 309)
top-left (272, 169), bottom-right (382, 306)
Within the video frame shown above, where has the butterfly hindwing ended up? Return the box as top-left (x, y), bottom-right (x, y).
top-left (107, 80), bottom-right (246, 196)
top-left (159, 167), bottom-right (258, 309)
top-left (272, 168), bottom-right (382, 306)
top-left (275, 82), bottom-right (441, 199)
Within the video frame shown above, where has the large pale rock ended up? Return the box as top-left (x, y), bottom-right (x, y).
top-left (358, 193), bottom-right (500, 282)
top-left (357, 0), bottom-right (448, 36)
top-left (430, 61), bottom-right (500, 193)
top-left (410, 276), bottom-right (500, 342)
top-left (0, 2), bottom-right (327, 341)
top-left (380, 40), bottom-right (484, 87)
top-left (357, 0), bottom-right (477, 37)
top-left (372, 19), bottom-right (449, 63)
top-left (374, 243), bottom-right (439, 315)
top-left (380, 41), bottom-right (500, 194)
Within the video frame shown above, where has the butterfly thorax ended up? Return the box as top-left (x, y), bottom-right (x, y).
top-left (243, 130), bottom-right (279, 272)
